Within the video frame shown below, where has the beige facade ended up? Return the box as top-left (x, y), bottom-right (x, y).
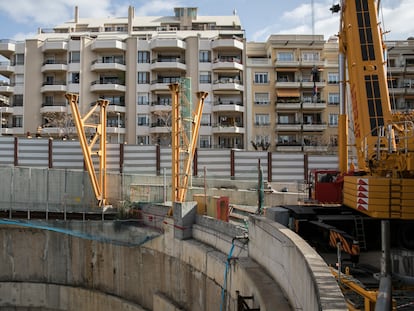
top-left (0, 6), bottom-right (246, 147)
top-left (0, 6), bottom-right (412, 153)
top-left (246, 35), bottom-right (340, 153)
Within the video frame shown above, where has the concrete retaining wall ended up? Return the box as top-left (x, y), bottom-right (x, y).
top-left (0, 282), bottom-right (146, 311)
top-left (0, 215), bottom-right (346, 310)
top-left (248, 216), bottom-right (347, 311)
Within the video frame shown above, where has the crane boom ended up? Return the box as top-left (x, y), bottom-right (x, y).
top-left (337, 0), bottom-right (414, 218)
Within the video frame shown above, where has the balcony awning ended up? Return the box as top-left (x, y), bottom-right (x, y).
top-left (277, 90), bottom-right (300, 97)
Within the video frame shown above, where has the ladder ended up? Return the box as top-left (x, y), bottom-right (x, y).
top-left (354, 216), bottom-right (366, 251)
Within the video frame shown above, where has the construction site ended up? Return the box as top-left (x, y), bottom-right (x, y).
top-left (1, 0), bottom-right (414, 310)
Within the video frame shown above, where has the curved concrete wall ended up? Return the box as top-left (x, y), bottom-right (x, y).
top-left (0, 216), bottom-right (346, 310)
top-left (0, 220), bottom-right (289, 310)
top-left (248, 216), bottom-right (347, 310)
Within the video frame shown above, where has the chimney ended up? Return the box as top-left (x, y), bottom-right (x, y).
top-left (74, 6), bottom-right (79, 23)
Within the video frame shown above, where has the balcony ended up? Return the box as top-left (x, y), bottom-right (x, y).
top-left (0, 81), bottom-right (14, 94)
top-left (42, 40), bottom-right (68, 52)
top-left (302, 101), bottom-right (327, 110)
top-left (212, 123), bottom-right (245, 134)
top-left (150, 102), bottom-right (172, 112)
top-left (40, 81), bottom-right (67, 93)
top-left (150, 38), bottom-right (186, 50)
top-left (107, 103), bottom-right (126, 113)
top-left (41, 60), bottom-right (68, 72)
top-left (150, 122), bottom-right (171, 134)
top-left (302, 123), bottom-right (327, 131)
top-left (0, 61), bottom-right (14, 77)
top-left (0, 106), bottom-right (14, 115)
top-left (212, 101), bottom-right (244, 113)
top-left (275, 59), bottom-right (300, 67)
top-left (151, 58), bottom-right (186, 71)
top-left (301, 81), bottom-right (325, 89)
top-left (106, 126), bottom-right (126, 135)
top-left (212, 57), bottom-right (243, 71)
top-left (150, 77), bottom-right (181, 92)
top-left (0, 40), bottom-right (16, 58)
top-left (275, 102), bottom-right (301, 110)
top-left (40, 102), bottom-right (68, 113)
top-left (91, 59), bottom-right (126, 72)
top-left (276, 81), bottom-right (301, 88)
top-left (212, 78), bottom-right (243, 92)
top-left (211, 39), bottom-right (244, 50)
top-left (300, 60), bottom-right (324, 68)
top-left (91, 40), bottom-right (126, 51)
top-left (90, 80), bottom-right (126, 93)
top-left (275, 123), bottom-right (302, 131)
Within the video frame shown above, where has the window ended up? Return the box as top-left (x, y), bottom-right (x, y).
top-left (277, 52), bottom-right (294, 62)
top-left (69, 51), bottom-right (80, 63)
top-left (137, 136), bottom-right (150, 145)
top-left (329, 113), bottom-right (339, 126)
top-left (302, 52), bottom-right (320, 62)
top-left (255, 114), bottom-right (270, 126)
top-left (12, 116), bottom-right (22, 128)
top-left (199, 135), bottom-right (211, 148)
top-left (278, 115), bottom-right (291, 124)
top-left (199, 50), bottom-right (211, 63)
top-left (137, 93), bottom-right (149, 105)
top-left (138, 51), bottom-right (150, 63)
top-left (328, 72), bottom-right (339, 84)
top-left (328, 93), bottom-right (340, 105)
top-left (44, 96), bottom-right (54, 106)
top-left (330, 135), bottom-right (338, 146)
top-left (254, 72), bottom-right (268, 84)
top-left (70, 72), bottom-right (79, 84)
top-left (201, 114), bottom-right (211, 126)
top-left (12, 95), bottom-right (23, 106)
top-left (278, 135), bottom-right (297, 144)
top-left (199, 71), bottom-right (211, 84)
top-left (255, 135), bottom-right (269, 144)
top-left (14, 54), bottom-right (24, 65)
top-left (137, 114), bottom-right (149, 126)
top-left (254, 93), bottom-right (269, 105)
top-left (138, 72), bottom-right (150, 84)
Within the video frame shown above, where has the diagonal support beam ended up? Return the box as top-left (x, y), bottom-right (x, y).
top-left (65, 93), bottom-right (109, 207)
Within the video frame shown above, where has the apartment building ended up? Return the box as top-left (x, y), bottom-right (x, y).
top-left (0, 6), bottom-right (246, 147)
top-left (386, 39), bottom-right (414, 112)
top-left (0, 6), bottom-right (412, 153)
top-left (246, 34), bottom-right (340, 152)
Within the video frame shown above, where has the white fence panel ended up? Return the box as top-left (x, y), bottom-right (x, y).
top-left (123, 145), bottom-right (157, 175)
top-left (197, 149), bottom-right (231, 178)
top-left (234, 151), bottom-right (268, 180)
top-left (0, 137), bottom-right (14, 165)
top-left (18, 139), bottom-right (49, 167)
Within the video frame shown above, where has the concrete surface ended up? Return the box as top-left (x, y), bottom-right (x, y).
top-left (0, 213), bottom-right (347, 310)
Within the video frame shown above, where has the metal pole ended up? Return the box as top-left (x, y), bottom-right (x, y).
top-left (117, 112), bottom-right (120, 144)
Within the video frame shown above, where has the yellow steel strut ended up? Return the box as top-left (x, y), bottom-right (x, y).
top-left (65, 93), bottom-right (109, 207)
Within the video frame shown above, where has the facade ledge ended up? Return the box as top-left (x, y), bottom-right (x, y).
top-left (302, 124), bottom-right (327, 131)
top-left (91, 40), bottom-right (126, 51)
top-left (150, 38), bottom-right (186, 50)
top-left (212, 125), bottom-right (245, 134)
top-left (91, 62), bottom-right (126, 72)
top-left (42, 40), bottom-right (68, 52)
top-left (211, 39), bottom-right (244, 50)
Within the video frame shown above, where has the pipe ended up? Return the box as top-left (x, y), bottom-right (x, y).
top-left (220, 235), bottom-right (249, 311)
top-left (375, 275), bottom-right (392, 311)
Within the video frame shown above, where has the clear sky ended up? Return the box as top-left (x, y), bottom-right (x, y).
top-left (0, 0), bottom-right (412, 42)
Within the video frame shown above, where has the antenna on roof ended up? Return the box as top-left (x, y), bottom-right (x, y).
top-left (233, 8), bottom-right (237, 16)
